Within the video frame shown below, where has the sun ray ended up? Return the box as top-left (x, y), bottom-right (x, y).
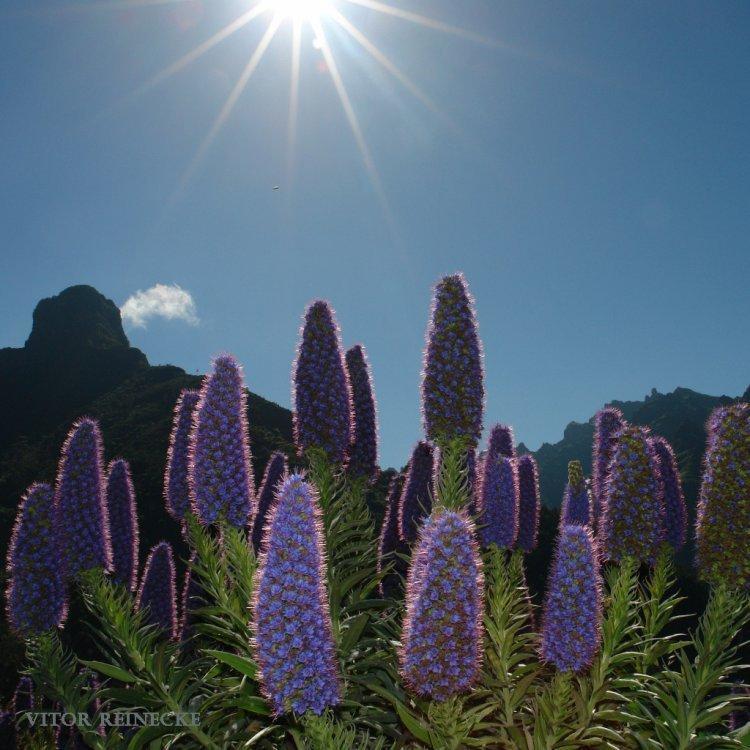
top-left (310, 17), bottom-right (395, 229)
top-left (342, 0), bottom-right (498, 47)
top-left (328, 7), bottom-right (442, 117)
top-left (47, 0), bottom-right (192, 13)
top-left (173, 14), bottom-right (282, 201)
top-left (285, 18), bottom-right (302, 186)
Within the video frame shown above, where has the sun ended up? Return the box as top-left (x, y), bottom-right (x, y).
top-left (265, 0), bottom-right (333, 22)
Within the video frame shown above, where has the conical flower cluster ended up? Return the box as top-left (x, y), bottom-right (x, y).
top-left (488, 423), bottom-right (516, 459)
top-left (421, 274), bottom-right (484, 448)
top-left (344, 344), bottom-right (378, 480)
top-left (540, 525), bottom-right (602, 672)
top-left (516, 454), bottom-right (540, 552)
top-left (600, 425), bottom-right (664, 564)
top-left (399, 441), bottom-right (434, 544)
top-left (696, 403), bottom-right (750, 589)
top-left (650, 437), bottom-right (687, 550)
top-left (592, 407), bottom-right (625, 523)
top-left (378, 473), bottom-right (408, 598)
top-left (250, 452), bottom-right (288, 554)
top-left (135, 541), bottom-right (177, 639)
top-left (164, 389), bottom-right (200, 521)
top-left (106, 459), bottom-right (139, 591)
top-left (560, 460), bottom-right (592, 527)
top-left (293, 300), bottom-right (352, 463)
top-left (479, 454), bottom-right (519, 549)
top-left (190, 355), bottom-right (254, 527)
top-left (252, 475), bottom-right (341, 715)
top-left (6, 483), bottom-right (68, 635)
top-left (55, 418), bottom-right (112, 577)
top-left (401, 510), bottom-right (483, 700)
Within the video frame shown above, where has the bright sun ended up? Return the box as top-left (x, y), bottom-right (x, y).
top-left (266, 0), bottom-right (332, 22)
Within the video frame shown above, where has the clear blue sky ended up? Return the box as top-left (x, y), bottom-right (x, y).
top-left (1, 1), bottom-right (748, 467)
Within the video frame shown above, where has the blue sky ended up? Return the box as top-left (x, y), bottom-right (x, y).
top-left (1, 0), bottom-right (749, 467)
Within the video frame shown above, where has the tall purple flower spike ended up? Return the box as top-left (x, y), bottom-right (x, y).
top-left (516, 454), bottom-right (540, 552)
top-left (344, 344), bottom-right (379, 480)
top-left (135, 541), bottom-right (178, 639)
top-left (293, 300), bottom-right (352, 463)
top-left (650, 437), bottom-right (687, 551)
top-left (106, 459), bottom-right (139, 591)
top-left (401, 510), bottom-right (484, 700)
top-left (560, 460), bottom-right (592, 528)
top-left (421, 274), bottom-right (484, 448)
top-left (164, 389), bottom-right (200, 522)
top-left (540, 524), bottom-right (602, 672)
top-left (55, 418), bottom-right (112, 577)
top-left (479, 454), bottom-right (519, 549)
top-left (600, 425), bottom-right (665, 564)
top-left (399, 441), bottom-right (435, 544)
top-left (180, 554), bottom-right (205, 643)
top-left (250, 452), bottom-right (288, 554)
top-left (696, 403), bottom-right (750, 589)
top-left (252, 474), bottom-right (341, 715)
top-left (6, 483), bottom-right (68, 635)
top-left (488, 423), bottom-right (516, 459)
top-left (592, 407), bottom-right (625, 525)
top-left (378, 473), bottom-right (408, 598)
top-left (13, 676), bottom-right (34, 715)
top-left (189, 355), bottom-right (255, 527)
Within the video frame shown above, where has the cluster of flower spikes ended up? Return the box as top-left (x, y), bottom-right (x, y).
top-left (600, 424), bottom-right (665, 564)
top-left (650, 436), bottom-right (687, 550)
top-left (55, 418), bottom-right (112, 577)
top-left (479, 450), bottom-right (519, 549)
top-left (696, 402), bottom-right (750, 589)
top-left (421, 274), bottom-right (484, 448)
top-left (378, 473), bottom-right (408, 598)
top-left (293, 300), bottom-right (352, 464)
top-left (135, 541), bottom-right (178, 639)
top-left (400, 509), bottom-right (484, 700)
top-left (592, 407), bottom-right (625, 525)
top-left (164, 389), bottom-right (200, 522)
top-left (399, 441), bottom-right (435, 544)
top-left (540, 524), bottom-right (602, 672)
top-left (560, 460), bottom-right (592, 527)
top-left (5, 483), bottom-right (68, 635)
top-left (250, 452), bottom-right (288, 554)
top-left (344, 344), bottom-right (379, 480)
top-left (189, 355), bottom-right (255, 527)
top-left (105, 459), bottom-right (139, 591)
top-left (252, 474), bottom-right (341, 715)
top-left (516, 454), bottom-right (540, 552)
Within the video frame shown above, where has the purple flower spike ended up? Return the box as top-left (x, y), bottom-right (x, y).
top-left (378, 473), bottom-right (408, 598)
top-left (592, 407), bottom-right (625, 525)
top-left (421, 274), bottom-right (484, 448)
top-left (488, 424), bottom-right (516, 459)
top-left (164, 389), bottom-right (200, 521)
top-left (560, 460), bottom-right (592, 528)
top-left (401, 510), bottom-right (484, 700)
top-left (189, 355), bottom-right (255, 528)
top-left (252, 474), bottom-right (341, 716)
top-left (135, 542), bottom-right (178, 639)
top-left (13, 677), bottom-right (34, 715)
top-left (696, 403), bottom-right (750, 589)
top-left (516, 454), bottom-right (541, 552)
top-left (293, 300), bottom-right (352, 463)
top-left (399, 441), bottom-right (435, 544)
top-left (540, 524), bottom-right (602, 672)
top-left (344, 344), bottom-right (379, 480)
top-left (650, 437), bottom-right (687, 551)
top-left (55, 418), bottom-right (112, 577)
top-left (6, 483), bottom-right (68, 635)
top-left (106, 459), bottom-right (139, 591)
top-left (251, 452), bottom-right (288, 554)
top-left (180, 554), bottom-right (205, 643)
top-left (600, 425), bottom-right (664, 565)
top-left (479, 455), bottom-right (519, 549)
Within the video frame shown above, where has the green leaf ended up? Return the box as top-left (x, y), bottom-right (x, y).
top-left (204, 650), bottom-right (258, 680)
top-left (80, 660), bottom-right (138, 684)
top-left (395, 701), bottom-right (431, 745)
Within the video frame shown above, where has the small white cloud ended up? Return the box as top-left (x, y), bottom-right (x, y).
top-left (121, 284), bottom-right (199, 329)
